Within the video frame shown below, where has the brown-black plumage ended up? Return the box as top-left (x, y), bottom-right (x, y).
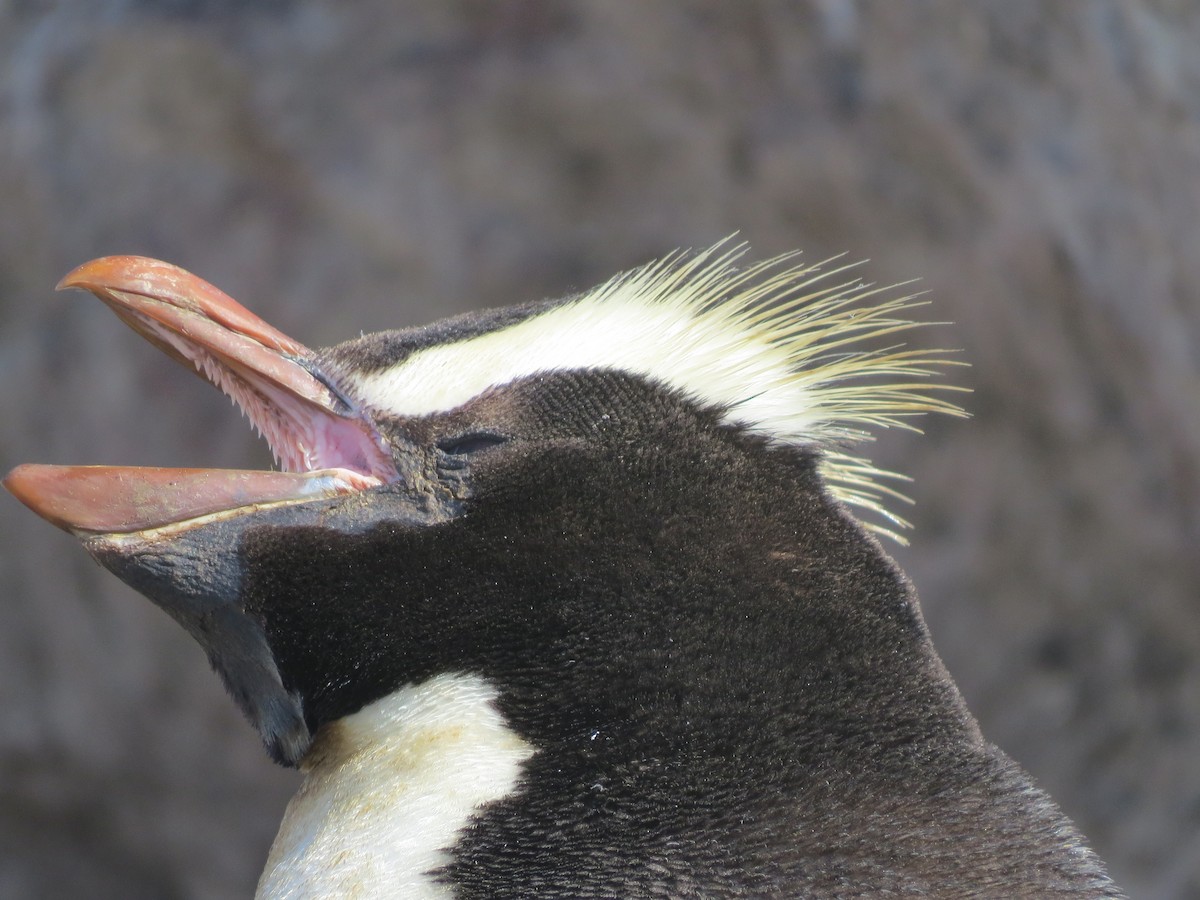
top-left (5, 248), bottom-right (1123, 897)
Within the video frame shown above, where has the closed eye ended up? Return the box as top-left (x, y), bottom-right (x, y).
top-left (436, 432), bottom-right (509, 456)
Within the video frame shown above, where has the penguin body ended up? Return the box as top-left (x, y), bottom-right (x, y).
top-left (5, 247), bottom-right (1124, 897)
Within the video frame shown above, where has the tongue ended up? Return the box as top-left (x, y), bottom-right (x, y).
top-left (4, 464), bottom-right (371, 534)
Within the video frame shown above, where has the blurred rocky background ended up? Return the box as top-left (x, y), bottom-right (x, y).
top-left (1, 1), bottom-right (1197, 896)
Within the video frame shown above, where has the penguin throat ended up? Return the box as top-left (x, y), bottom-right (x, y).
top-left (258, 673), bottom-right (535, 898)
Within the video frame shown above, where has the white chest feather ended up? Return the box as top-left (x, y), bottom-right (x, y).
top-left (256, 673), bottom-right (536, 899)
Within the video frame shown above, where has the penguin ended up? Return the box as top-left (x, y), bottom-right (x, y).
top-left (5, 245), bottom-right (1124, 898)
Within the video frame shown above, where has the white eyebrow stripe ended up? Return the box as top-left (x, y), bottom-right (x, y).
top-left (345, 292), bottom-right (820, 438)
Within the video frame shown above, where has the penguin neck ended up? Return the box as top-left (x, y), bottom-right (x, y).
top-left (256, 672), bottom-right (534, 900)
top-left (496, 524), bottom-right (976, 769)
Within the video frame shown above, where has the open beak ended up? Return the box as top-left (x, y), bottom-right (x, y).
top-left (4, 256), bottom-right (396, 535)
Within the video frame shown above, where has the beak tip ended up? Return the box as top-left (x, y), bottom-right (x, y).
top-left (2, 464), bottom-right (69, 533)
top-left (56, 257), bottom-right (119, 294)
top-left (55, 256), bottom-right (161, 295)
top-left (55, 262), bottom-right (95, 293)
top-left (3, 463), bottom-right (30, 496)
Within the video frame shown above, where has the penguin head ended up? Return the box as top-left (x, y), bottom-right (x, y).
top-left (5, 245), bottom-right (965, 767)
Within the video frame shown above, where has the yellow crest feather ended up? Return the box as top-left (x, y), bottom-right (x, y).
top-left (585, 240), bottom-right (968, 543)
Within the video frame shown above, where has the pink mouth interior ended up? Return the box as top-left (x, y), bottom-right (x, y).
top-left (133, 308), bottom-right (393, 480)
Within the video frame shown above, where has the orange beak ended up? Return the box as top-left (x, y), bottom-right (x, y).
top-left (4, 256), bottom-right (393, 535)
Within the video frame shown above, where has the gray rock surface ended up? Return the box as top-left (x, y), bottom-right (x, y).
top-left (1, 2), bottom-right (1197, 896)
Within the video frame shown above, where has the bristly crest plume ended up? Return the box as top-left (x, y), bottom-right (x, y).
top-left (348, 239), bottom-right (968, 543)
top-left (599, 241), bottom-right (967, 544)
